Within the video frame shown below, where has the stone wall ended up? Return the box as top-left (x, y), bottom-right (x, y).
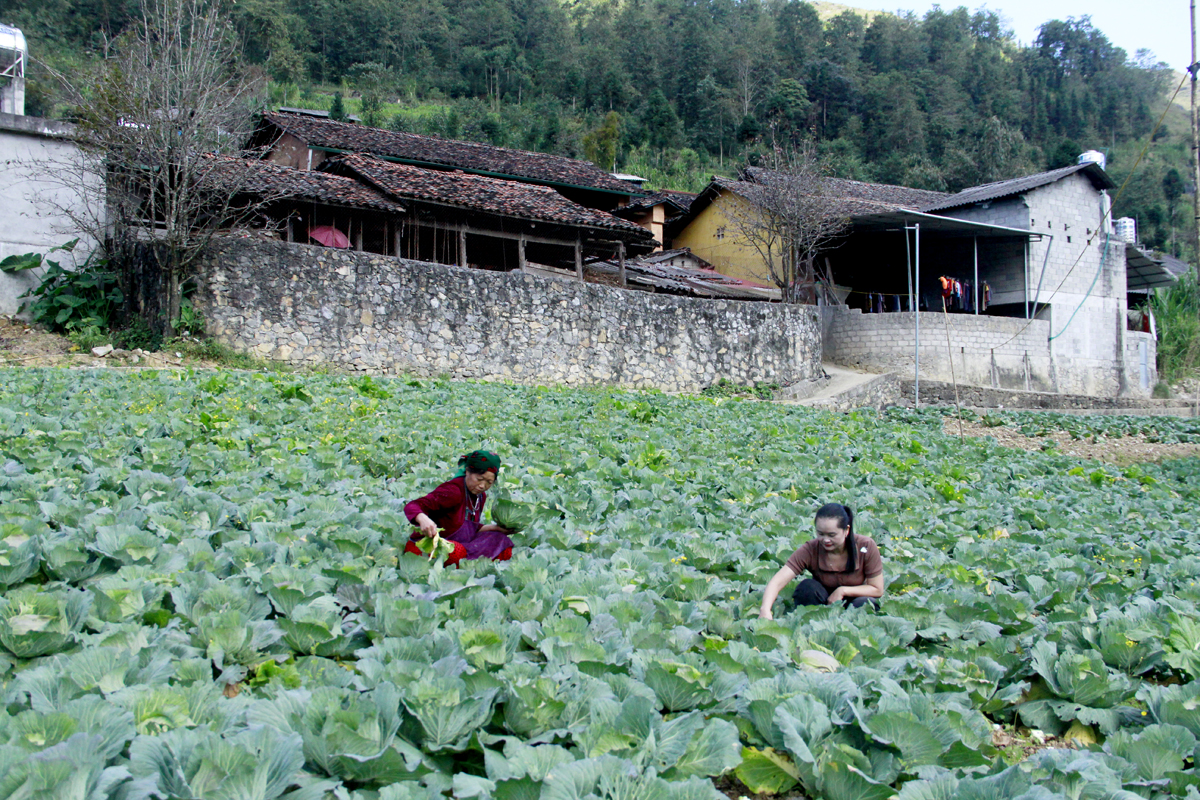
top-left (822, 306), bottom-right (1055, 391)
top-left (901, 379), bottom-right (1191, 414)
top-left (197, 237), bottom-right (823, 392)
top-left (805, 372), bottom-right (902, 413)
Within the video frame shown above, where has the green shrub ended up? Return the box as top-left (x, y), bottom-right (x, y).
top-left (0, 242), bottom-right (123, 333)
top-left (1152, 381), bottom-right (1171, 399)
top-left (1151, 272), bottom-right (1200, 384)
top-left (113, 317), bottom-right (163, 352)
top-left (67, 324), bottom-right (110, 352)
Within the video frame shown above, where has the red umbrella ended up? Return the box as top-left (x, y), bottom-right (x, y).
top-left (309, 225), bottom-right (351, 248)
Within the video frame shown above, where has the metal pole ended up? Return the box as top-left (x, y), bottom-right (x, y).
top-left (973, 236), bottom-right (979, 314)
top-left (1023, 238), bottom-right (1030, 319)
top-left (914, 223), bottom-right (921, 407)
top-left (904, 228), bottom-right (913, 311)
top-left (1191, 0), bottom-right (1200, 282)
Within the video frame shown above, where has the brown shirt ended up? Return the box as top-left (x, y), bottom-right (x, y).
top-left (785, 537), bottom-right (883, 591)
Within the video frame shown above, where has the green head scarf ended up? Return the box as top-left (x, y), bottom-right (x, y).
top-left (454, 450), bottom-right (501, 478)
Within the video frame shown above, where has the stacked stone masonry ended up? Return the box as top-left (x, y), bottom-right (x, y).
top-left (197, 237), bottom-right (823, 393)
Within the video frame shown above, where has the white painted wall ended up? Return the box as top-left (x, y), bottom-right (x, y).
top-left (0, 113), bottom-right (98, 315)
top-left (937, 172), bottom-right (1137, 397)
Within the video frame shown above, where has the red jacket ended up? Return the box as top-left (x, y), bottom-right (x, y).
top-left (404, 476), bottom-right (486, 536)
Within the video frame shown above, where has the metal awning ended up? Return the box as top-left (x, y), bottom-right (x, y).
top-left (1126, 243), bottom-right (1180, 290)
top-left (851, 209), bottom-right (1044, 239)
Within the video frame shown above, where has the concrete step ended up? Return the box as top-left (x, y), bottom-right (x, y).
top-left (778, 365), bottom-right (901, 412)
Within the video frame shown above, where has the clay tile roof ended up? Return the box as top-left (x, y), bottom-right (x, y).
top-left (922, 162), bottom-right (1116, 212)
top-left (262, 111), bottom-right (638, 195)
top-left (323, 154), bottom-right (654, 240)
top-left (617, 190), bottom-right (697, 215)
top-left (741, 167), bottom-right (950, 215)
top-left (212, 156), bottom-right (406, 213)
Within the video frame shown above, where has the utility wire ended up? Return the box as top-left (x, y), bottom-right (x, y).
top-left (989, 68), bottom-right (1190, 352)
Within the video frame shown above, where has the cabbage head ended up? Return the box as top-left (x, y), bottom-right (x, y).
top-left (0, 585), bottom-right (91, 658)
top-left (490, 499), bottom-right (534, 532)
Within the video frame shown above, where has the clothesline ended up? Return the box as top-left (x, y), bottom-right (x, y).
top-left (839, 278), bottom-right (992, 313)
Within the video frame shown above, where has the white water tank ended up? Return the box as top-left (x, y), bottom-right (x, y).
top-left (0, 24), bottom-right (26, 116)
top-left (1114, 217), bottom-right (1137, 244)
top-left (1078, 150), bottom-right (1106, 171)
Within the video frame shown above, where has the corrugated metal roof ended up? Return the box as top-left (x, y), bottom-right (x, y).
top-left (1127, 243), bottom-right (1185, 290)
top-left (922, 163), bottom-right (1116, 212)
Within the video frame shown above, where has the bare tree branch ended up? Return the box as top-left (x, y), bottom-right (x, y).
top-left (44, 0), bottom-right (274, 333)
top-left (717, 146), bottom-right (851, 303)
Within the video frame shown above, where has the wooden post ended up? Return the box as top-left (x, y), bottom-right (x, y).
top-left (618, 241), bottom-right (627, 288)
top-left (354, 219), bottom-right (363, 251)
top-left (286, 216), bottom-right (293, 243)
top-left (973, 235), bottom-right (979, 314)
top-left (459, 225), bottom-right (468, 267)
top-left (575, 235), bottom-right (583, 281)
top-left (393, 221), bottom-right (402, 257)
top-left (518, 235), bottom-right (527, 271)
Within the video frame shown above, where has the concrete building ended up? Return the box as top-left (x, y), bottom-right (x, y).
top-left (0, 113), bottom-right (96, 315)
top-left (668, 161), bottom-right (1178, 398)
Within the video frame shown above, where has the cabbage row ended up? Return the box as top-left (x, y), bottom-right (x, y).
top-left (1, 368), bottom-right (1199, 800)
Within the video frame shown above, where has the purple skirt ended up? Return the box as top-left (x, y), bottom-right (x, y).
top-left (412, 519), bottom-right (513, 561)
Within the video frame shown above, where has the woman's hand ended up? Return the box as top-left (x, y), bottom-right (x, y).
top-left (827, 587), bottom-right (846, 605)
top-left (478, 523), bottom-right (510, 534)
top-left (415, 513), bottom-right (439, 539)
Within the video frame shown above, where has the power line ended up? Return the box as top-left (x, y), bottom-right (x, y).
top-left (988, 69), bottom-right (1190, 352)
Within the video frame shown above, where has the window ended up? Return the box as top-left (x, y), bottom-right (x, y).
top-left (715, 226), bottom-right (726, 240)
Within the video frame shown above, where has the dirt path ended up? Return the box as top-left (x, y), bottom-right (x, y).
top-left (0, 318), bottom-right (207, 369)
top-left (943, 416), bottom-right (1200, 464)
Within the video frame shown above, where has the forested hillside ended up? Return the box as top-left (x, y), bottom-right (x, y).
top-left (9, 0), bottom-right (1195, 259)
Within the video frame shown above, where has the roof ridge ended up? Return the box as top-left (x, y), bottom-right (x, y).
top-left (263, 110), bottom-right (633, 193)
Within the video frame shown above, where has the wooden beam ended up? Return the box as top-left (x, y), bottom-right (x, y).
top-left (618, 242), bottom-right (626, 288)
top-left (575, 234), bottom-right (583, 281)
top-left (354, 218), bottom-right (363, 251)
top-left (393, 221), bottom-right (402, 257)
top-left (518, 234), bottom-right (527, 270)
top-left (402, 216), bottom-right (634, 250)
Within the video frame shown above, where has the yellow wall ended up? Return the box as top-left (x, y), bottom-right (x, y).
top-left (671, 190), bottom-right (776, 285)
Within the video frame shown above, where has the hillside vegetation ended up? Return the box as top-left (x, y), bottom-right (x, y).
top-left (10, 0), bottom-right (1195, 260)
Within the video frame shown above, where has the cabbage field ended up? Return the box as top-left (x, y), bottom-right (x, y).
top-left (2, 367), bottom-right (1200, 800)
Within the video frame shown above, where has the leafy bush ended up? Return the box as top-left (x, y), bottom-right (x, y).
top-left (1151, 271), bottom-right (1200, 383)
top-left (113, 316), bottom-right (164, 352)
top-left (0, 241), bottom-right (123, 333)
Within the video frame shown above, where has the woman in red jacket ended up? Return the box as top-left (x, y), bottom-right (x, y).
top-left (403, 450), bottom-right (514, 566)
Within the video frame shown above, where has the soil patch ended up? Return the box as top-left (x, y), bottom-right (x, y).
top-left (713, 774), bottom-right (807, 800)
top-left (0, 318), bottom-right (216, 370)
top-left (942, 416), bottom-right (1200, 464)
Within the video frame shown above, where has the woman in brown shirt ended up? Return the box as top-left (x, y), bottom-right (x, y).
top-left (758, 503), bottom-right (884, 619)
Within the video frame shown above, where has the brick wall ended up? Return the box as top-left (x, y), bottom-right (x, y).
top-left (822, 306), bottom-right (1054, 391)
